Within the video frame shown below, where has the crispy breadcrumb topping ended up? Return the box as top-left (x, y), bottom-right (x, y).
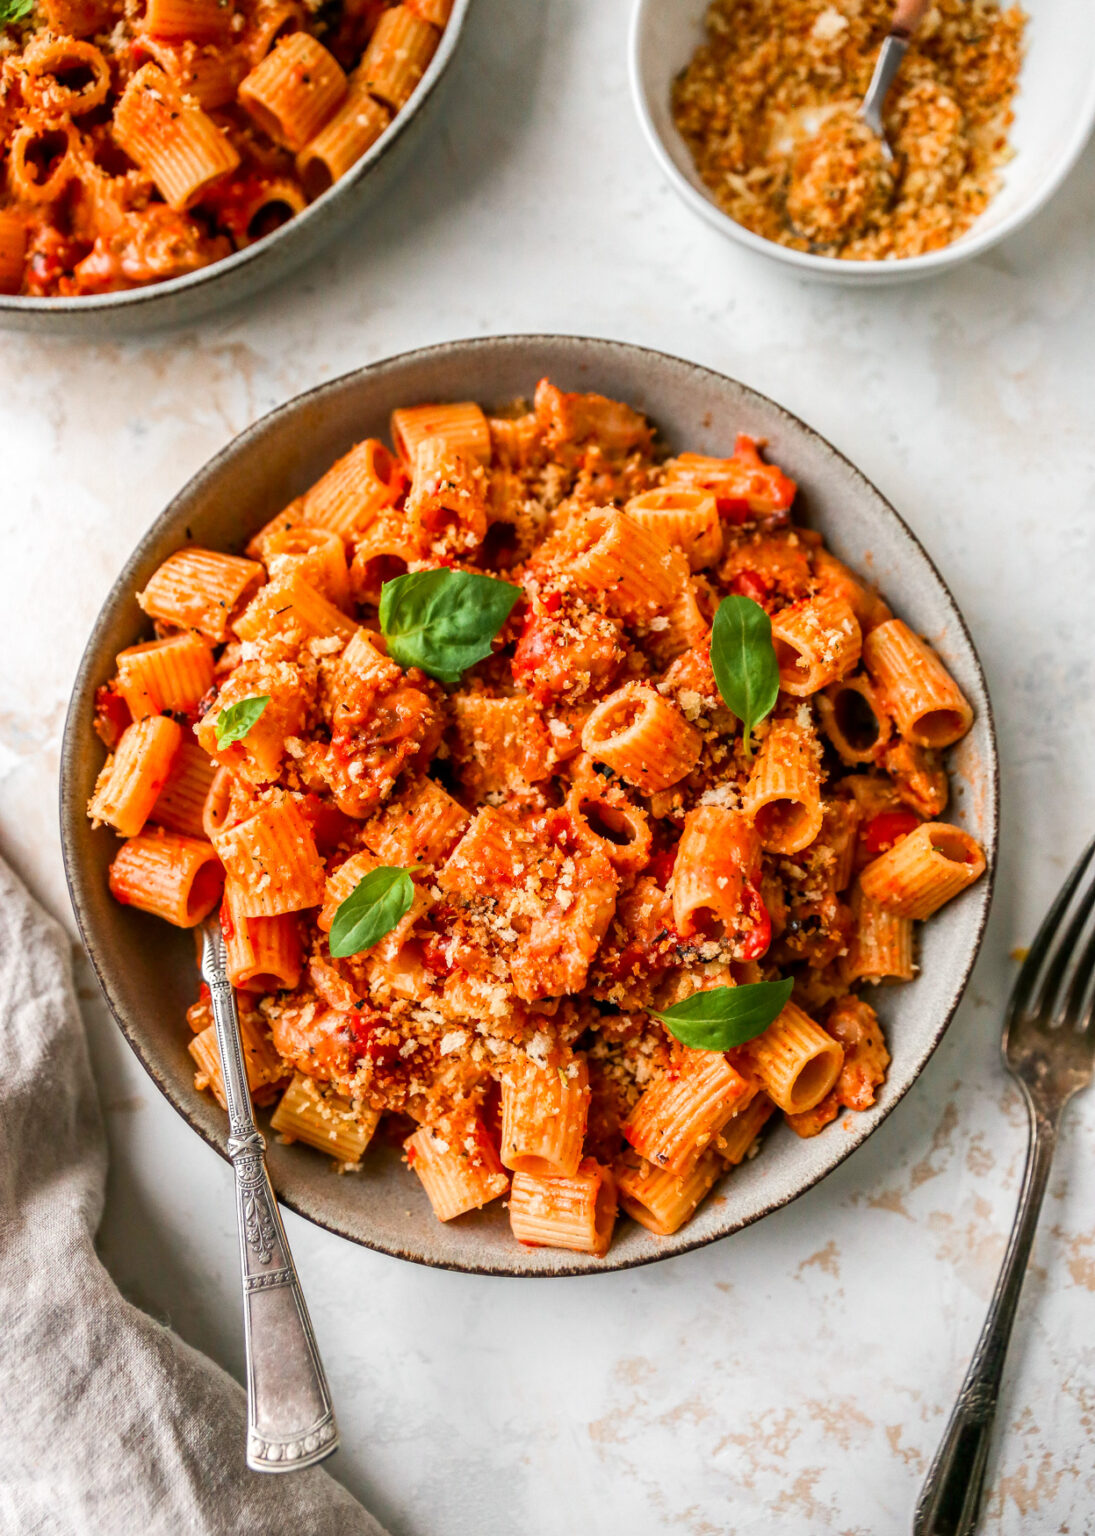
top-left (672, 0), bottom-right (1026, 259)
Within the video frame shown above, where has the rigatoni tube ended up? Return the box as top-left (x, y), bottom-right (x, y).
top-left (113, 63), bottom-right (239, 210)
top-left (623, 1050), bottom-right (753, 1177)
top-left (108, 830), bottom-right (224, 927)
top-left (508, 1158), bottom-right (617, 1256)
top-left (270, 1073), bottom-right (379, 1162)
top-left (297, 81), bottom-right (391, 199)
top-left (739, 1002), bottom-right (843, 1115)
top-left (211, 791), bottom-right (326, 915)
top-left (114, 632), bottom-right (215, 719)
top-left (239, 33), bottom-right (347, 153)
top-left (88, 715), bottom-right (182, 837)
top-left (616, 1148), bottom-right (722, 1236)
top-left (581, 683), bottom-right (701, 793)
top-left (859, 821), bottom-right (986, 919)
top-left (137, 546), bottom-right (264, 642)
top-left (863, 619), bottom-right (973, 748)
top-left (743, 714), bottom-right (823, 854)
top-left (405, 1115), bottom-right (509, 1221)
top-left (770, 595), bottom-right (861, 696)
top-left (500, 1053), bottom-right (590, 1178)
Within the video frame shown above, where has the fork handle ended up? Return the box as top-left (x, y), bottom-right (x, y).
top-left (202, 927), bottom-right (339, 1473)
top-left (228, 1131), bottom-right (340, 1471)
top-left (914, 1100), bottom-right (1058, 1536)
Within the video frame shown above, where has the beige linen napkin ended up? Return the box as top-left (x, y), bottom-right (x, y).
top-left (0, 857), bottom-right (386, 1536)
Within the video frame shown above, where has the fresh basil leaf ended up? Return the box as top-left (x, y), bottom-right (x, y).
top-left (329, 866), bottom-right (415, 959)
top-left (650, 977), bottom-right (793, 1051)
top-left (1, 0), bottom-right (34, 24)
top-left (214, 695), bottom-right (270, 749)
top-left (710, 594), bottom-right (780, 756)
top-left (379, 569), bottom-right (521, 685)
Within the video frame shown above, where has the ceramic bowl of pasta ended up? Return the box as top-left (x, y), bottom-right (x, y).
top-left (0, 0), bottom-right (470, 334)
top-left (61, 334), bottom-right (997, 1275)
top-left (630, 0), bottom-right (1095, 282)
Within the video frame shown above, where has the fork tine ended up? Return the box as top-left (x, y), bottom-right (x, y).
top-left (1008, 836), bottom-right (1095, 1027)
top-left (1062, 908), bottom-right (1095, 1037)
top-left (1030, 860), bottom-right (1095, 1027)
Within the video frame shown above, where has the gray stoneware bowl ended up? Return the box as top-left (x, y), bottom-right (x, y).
top-left (60, 335), bottom-right (998, 1275)
top-left (0, 0), bottom-right (472, 338)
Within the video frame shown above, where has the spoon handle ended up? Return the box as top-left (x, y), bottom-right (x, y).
top-left (200, 918), bottom-right (339, 1473)
top-left (860, 35), bottom-right (908, 141)
top-left (892, 0), bottom-right (931, 38)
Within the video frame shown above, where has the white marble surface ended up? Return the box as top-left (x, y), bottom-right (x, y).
top-left (2, 2), bottom-right (1095, 1531)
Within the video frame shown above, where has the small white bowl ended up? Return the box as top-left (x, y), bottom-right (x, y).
top-left (630, 0), bottom-right (1095, 283)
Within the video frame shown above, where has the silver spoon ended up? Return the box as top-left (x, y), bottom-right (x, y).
top-left (778, 0), bottom-right (930, 248)
top-left (200, 916), bottom-right (339, 1472)
top-left (859, 0), bottom-right (932, 159)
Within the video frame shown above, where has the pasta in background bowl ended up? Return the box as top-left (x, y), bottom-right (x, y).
top-left (60, 335), bottom-right (998, 1274)
top-left (0, 0), bottom-right (471, 334)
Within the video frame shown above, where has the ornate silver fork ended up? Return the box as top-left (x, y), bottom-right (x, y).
top-left (200, 916), bottom-right (339, 1473)
top-left (915, 836), bottom-right (1095, 1535)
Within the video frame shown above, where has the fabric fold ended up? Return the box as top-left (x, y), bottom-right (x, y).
top-left (0, 858), bottom-right (384, 1536)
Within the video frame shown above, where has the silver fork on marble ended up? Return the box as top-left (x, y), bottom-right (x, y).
top-left (200, 917), bottom-right (339, 1473)
top-left (914, 837), bottom-right (1095, 1535)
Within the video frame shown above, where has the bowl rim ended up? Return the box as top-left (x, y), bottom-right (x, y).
top-left (628, 0), bottom-right (1095, 280)
top-left (0, 0), bottom-right (472, 320)
top-left (60, 332), bottom-right (999, 1276)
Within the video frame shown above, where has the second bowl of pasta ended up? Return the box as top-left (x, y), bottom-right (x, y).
top-left (0, 0), bottom-right (471, 334)
top-left (61, 334), bottom-right (997, 1274)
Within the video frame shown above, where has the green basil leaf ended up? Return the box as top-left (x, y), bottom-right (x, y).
top-left (215, 695), bottom-right (270, 749)
top-left (650, 977), bottom-right (794, 1051)
top-left (1, 0), bottom-right (34, 24)
top-left (379, 569), bottom-right (521, 685)
top-left (710, 594), bottom-right (780, 755)
top-left (329, 867), bottom-right (416, 959)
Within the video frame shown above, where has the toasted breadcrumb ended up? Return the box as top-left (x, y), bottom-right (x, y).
top-left (672, 0), bottom-right (1026, 259)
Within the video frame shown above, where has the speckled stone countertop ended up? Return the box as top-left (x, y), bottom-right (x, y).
top-left (2, 3), bottom-right (1093, 1531)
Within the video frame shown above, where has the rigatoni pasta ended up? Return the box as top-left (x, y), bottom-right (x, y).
top-left (297, 85), bottom-right (392, 200)
top-left (0, 0), bottom-right (454, 297)
top-left (859, 822), bottom-right (987, 920)
top-left (508, 1159), bottom-right (617, 1256)
top-left (88, 715), bottom-right (182, 837)
top-left (114, 633), bottom-right (215, 720)
top-left (581, 683), bottom-right (702, 793)
top-left (359, 5), bottom-right (439, 110)
top-left (113, 63), bottom-right (241, 211)
top-left (863, 619), bottom-right (974, 748)
top-left (211, 791), bottom-right (326, 915)
top-left (86, 377), bottom-right (985, 1257)
top-left (108, 830), bottom-right (224, 927)
top-left (138, 548), bottom-right (264, 642)
top-left (738, 1000), bottom-right (844, 1115)
top-left (238, 33), bottom-right (347, 153)
top-left (770, 595), bottom-right (861, 696)
top-left (743, 714), bottom-right (823, 854)
top-left (616, 1148), bottom-right (723, 1236)
top-left (189, 1011), bottom-right (286, 1109)
top-left (149, 739), bottom-right (218, 839)
top-left (406, 1115), bottom-right (510, 1221)
top-left (623, 1049), bottom-right (753, 1175)
top-left (500, 1053), bottom-right (590, 1177)
top-left (270, 1072), bottom-right (379, 1162)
